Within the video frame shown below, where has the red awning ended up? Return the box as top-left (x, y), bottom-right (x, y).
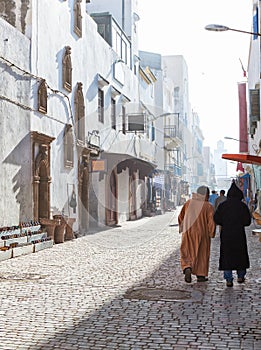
top-left (222, 153), bottom-right (261, 165)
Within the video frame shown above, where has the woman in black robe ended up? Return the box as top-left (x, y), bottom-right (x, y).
top-left (214, 181), bottom-right (251, 287)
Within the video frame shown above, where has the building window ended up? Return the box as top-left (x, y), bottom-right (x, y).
top-left (64, 124), bottom-right (74, 167)
top-left (146, 119), bottom-right (150, 139)
top-left (151, 122), bottom-right (155, 141)
top-left (111, 98), bottom-right (116, 129)
top-left (62, 46), bottom-right (72, 92)
top-left (74, 82), bottom-right (85, 141)
top-left (74, 0), bottom-right (82, 37)
top-left (197, 163), bottom-right (203, 177)
top-left (122, 41), bottom-right (127, 64)
top-left (98, 24), bottom-right (106, 40)
top-left (122, 105), bottom-right (126, 134)
top-left (38, 79), bottom-right (47, 114)
top-left (174, 86), bottom-right (179, 98)
top-left (98, 88), bottom-right (104, 123)
top-left (116, 32), bottom-right (121, 57)
top-left (196, 139), bottom-right (203, 154)
top-left (253, 6), bottom-right (259, 40)
top-left (249, 89), bottom-right (260, 121)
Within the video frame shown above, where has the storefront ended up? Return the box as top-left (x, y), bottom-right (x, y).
top-left (222, 152), bottom-right (261, 210)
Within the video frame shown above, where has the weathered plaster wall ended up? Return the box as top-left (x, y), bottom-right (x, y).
top-left (0, 18), bottom-right (32, 226)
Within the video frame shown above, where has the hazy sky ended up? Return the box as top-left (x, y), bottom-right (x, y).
top-left (136, 0), bottom-right (252, 154)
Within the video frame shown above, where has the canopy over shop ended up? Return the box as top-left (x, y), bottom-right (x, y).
top-left (222, 153), bottom-right (261, 200)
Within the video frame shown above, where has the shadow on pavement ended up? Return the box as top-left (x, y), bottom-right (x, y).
top-left (29, 218), bottom-right (261, 350)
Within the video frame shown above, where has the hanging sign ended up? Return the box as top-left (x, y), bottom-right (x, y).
top-left (91, 159), bottom-right (107, 172)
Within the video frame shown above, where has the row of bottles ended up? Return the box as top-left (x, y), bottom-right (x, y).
top-left (0, 220), bottom-right (42, 238)
top-left (31, 236), bottom-right (52, 244)
top-left (0, 236), bottom-right (52, 251)
top-left (20, 221), bottom-right (41, 234)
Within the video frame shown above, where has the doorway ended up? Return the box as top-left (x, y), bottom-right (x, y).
top-left (129, 172), bottom-right (137, 220)
top-left (106, 169), bottom-right (118, 226)
top-left (78, 153), bottom-right (89, 232)
top-left (32, 133), bottom-right (54, 220)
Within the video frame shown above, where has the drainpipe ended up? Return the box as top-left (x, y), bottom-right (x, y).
top-left (122, 0), bottom-right (125, 31)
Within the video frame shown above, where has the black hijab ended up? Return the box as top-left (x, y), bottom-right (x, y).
top-left (227, 181), bottom-right (244, 200)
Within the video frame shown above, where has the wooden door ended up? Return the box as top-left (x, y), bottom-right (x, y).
top-left (106, 170), bottom-right (117, 225)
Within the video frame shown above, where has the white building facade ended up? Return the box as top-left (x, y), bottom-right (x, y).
top-left (0, 0), bottom-right (209, 234)
top-left (0, 0), bottom-right (159, 232)
top-left (246, 1), bottom-right (261, 194)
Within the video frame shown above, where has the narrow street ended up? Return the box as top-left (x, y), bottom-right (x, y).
top-left (0, 210), bottom-right (260, 350)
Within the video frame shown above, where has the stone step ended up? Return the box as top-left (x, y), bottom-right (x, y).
top-left (12, 244), bottom-right (34, 258)
top-left (0, 249), bottom-right (12, 262)
top-left (33, 239), bottom-right (54, 252)
top-left (3, 236), bottom-right (28, 247)
top-left (27, 232), bottom-right (47, 243)
top-left (0, 238), bottom-right (54, 261)
top-left (21, 225), bottom-right (41, 233)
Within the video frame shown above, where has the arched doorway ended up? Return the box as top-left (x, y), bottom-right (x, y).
top-left (32, 133), bottom-right (55, 220)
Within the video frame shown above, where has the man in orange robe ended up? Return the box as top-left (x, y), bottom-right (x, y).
top-left (178, 186), bottom-right (216, 283)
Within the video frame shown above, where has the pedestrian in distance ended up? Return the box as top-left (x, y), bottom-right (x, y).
top-left (214, 189), bottom-right (227, 211)
top-left (214, 190), bottom-right (227, 234)
top-left (213, 181), bottom-right (251, 287)
top-left (208, 190), bottom-right (218, 206)
top-left (178, 185), bottom-right (216, 283)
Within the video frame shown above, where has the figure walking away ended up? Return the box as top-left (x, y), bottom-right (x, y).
top-left (209, 190), bottom-right (218, 206)
top-left (178, 186), bottom-right (216, 283)
top-left (214, 189), bottom-right (227, 211)
top-left (214, 181), bottom-right (251, 287)
top-left (214, 190), bottom-right (227, 234)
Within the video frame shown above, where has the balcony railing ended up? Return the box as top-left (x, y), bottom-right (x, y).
top-left (164, 126), bottom-right (183, 141)
top-left (165, 164), bottom-right (182, 176)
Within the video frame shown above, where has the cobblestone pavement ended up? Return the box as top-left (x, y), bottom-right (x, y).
top-left (0, 209), bottom-right (260, 350)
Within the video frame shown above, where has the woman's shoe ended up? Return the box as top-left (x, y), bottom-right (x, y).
top-left (197, 276), bottom-right (208, 282)
top-left (226, 280), bottom-right (233, 287)
top-left (237, 277), bottom-right (245, 283)
top-left (184, 267), bottom-right (192, 283)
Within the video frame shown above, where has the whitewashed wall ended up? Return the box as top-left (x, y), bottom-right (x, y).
top-left (0, 0), bottom-right (170, 228)
top-left (247, 2), bottom-right (260, 155)
top-left (0, 18), bottom-right (32, 226)
top-left (29, 1), bottom-right (144, 228)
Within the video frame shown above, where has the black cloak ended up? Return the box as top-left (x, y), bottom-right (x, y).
top-left (213, 182), bottom-right (251, 270)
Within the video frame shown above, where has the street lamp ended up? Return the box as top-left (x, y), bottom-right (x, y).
top-left (155, 112), bottom-right (172, 119)
top-left (224, 136), bottom-right (248, 144)
top-left (186, 156), bottom-right (201, 160)
top-left (224, 136), bottom-right (249, 154)
top-left (205, 24), bottom-right (261, 37)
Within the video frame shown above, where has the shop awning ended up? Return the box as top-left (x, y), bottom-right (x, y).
top-left (116, 157), bottom-right (157, 179)
top-left (222, 153), bottom-right (261, 165)
top-left (98, 152), bottom-right (157, 180)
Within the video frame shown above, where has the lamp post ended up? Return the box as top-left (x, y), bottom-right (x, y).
top-left (224, 136), bottom-right (248, 154)
top-left (224, 136), bottom-right (248, 143)
top-left (206, 23), bottom-right (259, 195)
top-left (205, 24), bottom-right (261, 37)
top-left (205, 25), bottom-right (252, 154)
